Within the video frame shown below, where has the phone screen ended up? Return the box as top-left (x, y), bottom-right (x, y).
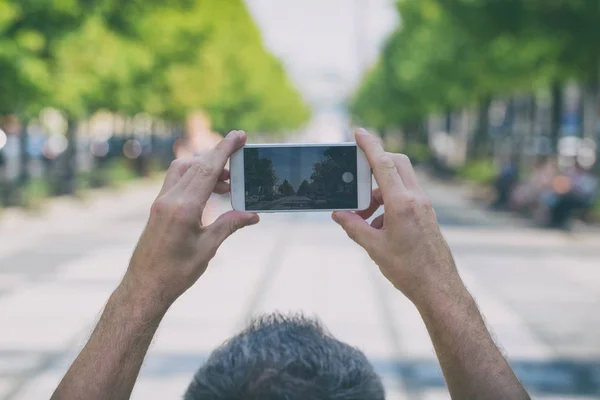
top-left (244, 145), bottom-right (358, 211)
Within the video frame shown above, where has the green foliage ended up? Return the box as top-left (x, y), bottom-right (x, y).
top-left (593, 198), bottom-right (600, 221)
top-left (458, 159), bottom-right (498, 184)
top-left (403, 142), bottom-right (432, 164)
top-left (107, 160), bottom-right (138, 188)
top-left (0, 0), bottom-right (309, 131)
top-left (20, 178), bottom-right (51, 210)
top-left (351, 0), bottom-right (595, 132)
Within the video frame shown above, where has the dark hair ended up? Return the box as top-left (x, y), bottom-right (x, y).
top-left (184, 313), bottom-right (385, 400)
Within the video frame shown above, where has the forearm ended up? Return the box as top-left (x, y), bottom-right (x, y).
top-left (51, 283), bottom-right (167, 400)
top-left (416, 283), bottom-right (530, 400)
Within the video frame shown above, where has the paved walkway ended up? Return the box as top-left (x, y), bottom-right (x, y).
top-left (0, 174), bottom-right (599, 399)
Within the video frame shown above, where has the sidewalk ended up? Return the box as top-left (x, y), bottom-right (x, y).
top-left (0, 174), bottom-right (599, 399)
top-left (421, 170), bottom-right (600, 234)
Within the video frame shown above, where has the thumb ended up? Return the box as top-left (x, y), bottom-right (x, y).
top-left (207, 211), bottom-right (260, 247)
top-left (332, 211), bottom-right (378, 250)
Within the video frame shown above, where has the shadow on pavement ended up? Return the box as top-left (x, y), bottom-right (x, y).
top-left (3, 349), bottom-right (597, 397)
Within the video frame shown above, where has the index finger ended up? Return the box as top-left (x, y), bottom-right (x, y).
top-left (355, 128), bottom-right (405, 198)
top-left (182, 130), bottom-right (246, 202)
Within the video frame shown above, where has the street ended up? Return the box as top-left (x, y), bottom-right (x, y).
top-left (0, 172), bottom-right (598, 400)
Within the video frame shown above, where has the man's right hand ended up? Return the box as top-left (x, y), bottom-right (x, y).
top-left (332, 128), bottom-right (462, 305)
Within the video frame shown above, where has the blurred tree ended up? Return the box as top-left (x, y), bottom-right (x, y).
top-left (437, 0), bottom-right (600, 149)
top-left (137, 0), bottom-right (310, 134)
top-left (0, 0), bottom-right (51, 190)
top-left (0, 0), bottom-right (309, 201)
top-left (352, 0), bottom-right (561, 157)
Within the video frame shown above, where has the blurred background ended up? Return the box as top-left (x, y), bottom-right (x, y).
top-left (0, 0), bottom-right (599, 399)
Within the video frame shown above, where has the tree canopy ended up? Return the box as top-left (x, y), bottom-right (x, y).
top-left (0, 0), bottom-right (310, 133)
top-left (351, 0), bottom-right (596, 134)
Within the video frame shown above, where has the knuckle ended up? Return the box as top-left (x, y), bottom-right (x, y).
top-left (401, 194), bottom-right (419, 212)
top-left (400, 193), bottom-right (432, 214)
top-left (169, 158), bottom-right (186, 171)
top-left (150, 197), bottom-right (169, 216)
top-left (376, 154), bottom-right (397, 171)
top-left (396, 153), bottom-right (411, 165)
top-left (345, 224), bottom-right (359, 241)
top-left (420, 196), bottom-right (433, 209)
top-left (229, 220), bottom-right (241, 235)
top-left (170, 200), bottom-right (192, 224)
top-left (191, 160), bottom-right (214, 177)
top-left (368, 135), bottom-right (383, 147)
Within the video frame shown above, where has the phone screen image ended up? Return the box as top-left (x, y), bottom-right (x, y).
top-left (244, 146), bottom-right (358, 211)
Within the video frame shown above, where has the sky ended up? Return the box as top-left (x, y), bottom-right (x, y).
top-left (245, 0), bottom-right (399, 106)
top-left (257, 147), bottom-right (329, 189)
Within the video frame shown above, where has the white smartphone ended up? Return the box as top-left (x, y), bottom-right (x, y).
top-left (230, 143), bottom-right (372, 212)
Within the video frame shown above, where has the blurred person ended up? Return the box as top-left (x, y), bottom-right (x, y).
top-left (175, 111), bottom-right (222, 158)
top-left (51, 129), bottom-right (530, 400)
top-left (544, 160), bottom-right (598, 228)
top-left (176, 111), bottom-right (227, 225)
top-left (492, 153), bottom-right (520, 210)
top-left (510, 156), bottom-right (556, 212)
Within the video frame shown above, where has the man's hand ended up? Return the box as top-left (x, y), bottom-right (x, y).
top-left (51, 130), bottom-right (259, 400)
top-left (124, 129), bottom-right (259, 307)
top-left (333, 128), bottom-right (530, 400)
top-left (332, 129), bottom-right (459, 304)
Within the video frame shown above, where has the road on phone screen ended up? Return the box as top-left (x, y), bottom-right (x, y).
top-left (0, 165), bottom-right (599, 400)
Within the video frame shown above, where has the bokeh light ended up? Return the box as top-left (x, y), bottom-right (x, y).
top-left (0, 128), bottom-right (7, 150)
top-left (123, 139), bottom-right (142, 159)
top-left (90, 140), bottom-right (110, 158)
top-left (43, 134), bottom-right (68, 159)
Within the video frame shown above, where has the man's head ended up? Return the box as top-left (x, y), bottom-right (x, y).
top-left (185, 314), bottom-right (385, 400)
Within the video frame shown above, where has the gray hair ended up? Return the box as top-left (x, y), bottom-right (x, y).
top-left (184, 313), bottom-right (385, 400)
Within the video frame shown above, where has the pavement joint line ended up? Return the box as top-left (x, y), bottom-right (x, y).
top-left (237, 220), bottom-right (293, 330)
top-left (0, 328), bottom-right (92, 400)
top-left (368, 259), bottom-right (425, 400)
top-left (457, 267), bottom-right (562, 362)
top-left (0, 250), bottom-right (137, 399)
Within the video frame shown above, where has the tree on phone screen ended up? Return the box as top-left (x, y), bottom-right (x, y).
top-left (245, 148), bottom-right (278, 201)
top-left (278, 179), bottom-right (295, 197)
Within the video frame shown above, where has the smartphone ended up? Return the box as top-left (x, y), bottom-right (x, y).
top-left (230, 143), bottom-right (372, 212)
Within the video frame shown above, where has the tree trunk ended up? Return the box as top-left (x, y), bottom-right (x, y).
top-left (418, 119), bottom-right (428, 145)
top-left (471, 97), bottom-right (492, 159)
top-left (583, 59), bottom-right (599, 140)
top-left (18, 119), bottom-right (30, 185)
top-left (550, 82), bottom-right (563, 154)
top-left (62, 118), bottom-right (78, 195)
top-left (445, 110), bottom-right (452, 134)
top-left (150, 120), bottom-right (158, 165)
top-left (588, 68), bottom-right (600, 176)
top-left (529, 94), bottom-right (537, 139)
top-left (0, 145), bottom-right (8, 206)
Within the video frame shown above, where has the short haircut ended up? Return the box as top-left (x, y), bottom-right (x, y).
top-left (184, 313), bottom-right (385, 400)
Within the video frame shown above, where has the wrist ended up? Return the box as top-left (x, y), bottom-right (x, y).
top-left (112, 277), bottom-right (172, 320)
top-left (408, 273), bottom-right (472, 314)
top-left (413, 279), bottom-right (476, 322)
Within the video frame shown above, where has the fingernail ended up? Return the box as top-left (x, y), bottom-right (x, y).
top-left (248, 214), bottom-right (260, 225)
top-left (356, 128), bottom-right (368, 136)
top-left (331, 212), bottom-right (340, 224)
top-left (226, 130), bottom-right (238, 139)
